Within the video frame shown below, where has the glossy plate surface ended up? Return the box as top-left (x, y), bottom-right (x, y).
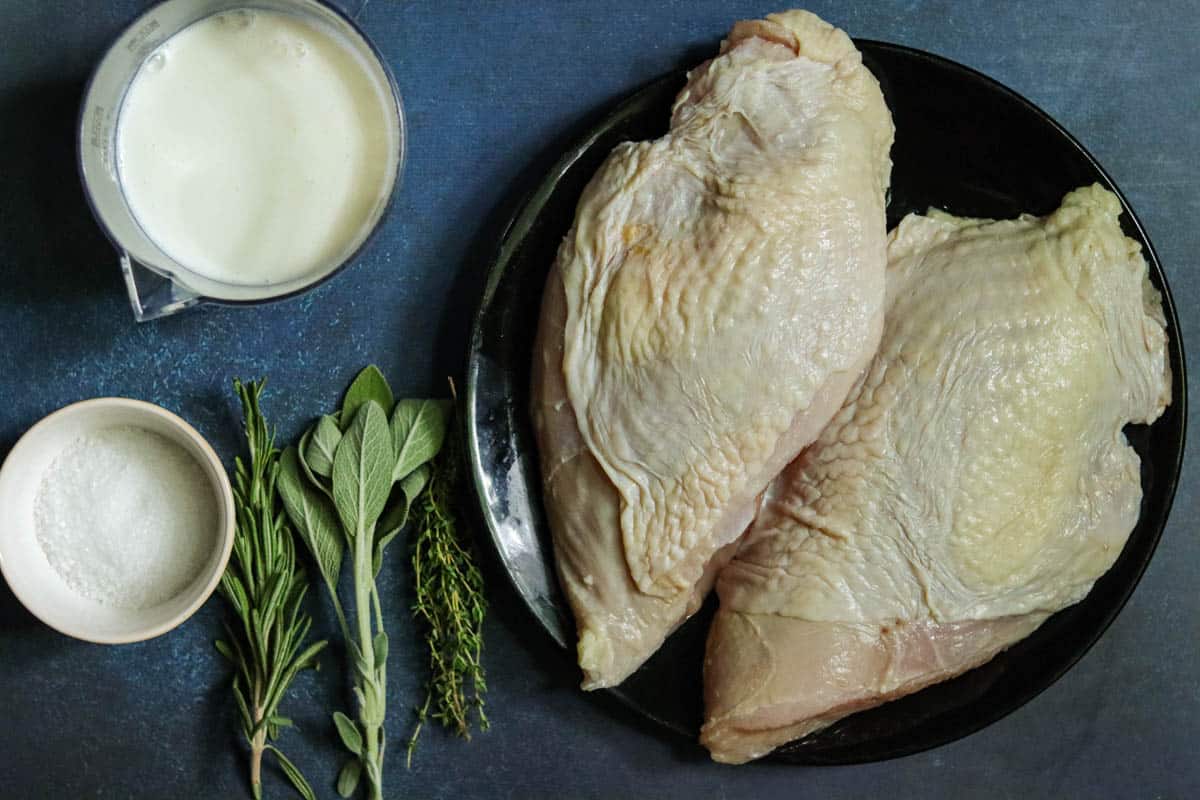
top-left (464, 41), bottom-right (1187, 763)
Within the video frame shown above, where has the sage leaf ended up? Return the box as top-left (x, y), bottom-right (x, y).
top-left (332, 402), bottom-right (393, 538)
top-left (377, 464), bottom-right (428, 538)
top-left (390, 399), bottom-right (450, 482)
top-left (371, 533), bottom-right (398, 579)
top-left (400, 462), bottom-right (432, 507)
top-left (348, 640), bottom-right (366, 671)
top-left (373, 631), bottom-right (389, 670)
top-left (304, 415), bottom-right (342, 478)
top-left (333, 710), bottom-right (363, 756)
top-left (297, 425), bottom-right (333, 499)
top-left (372, 464), bottom-right (431, 576)
top-left (360, 685), bottom-right (385, 728)
top-left (342, 365), bottom-right (394, 424)
top-left (353, 650), bottom-right (375, 685)
top-left (279, 447), bottom-right (344, 593)
top-left (336, 758), bottom-right (362, 798)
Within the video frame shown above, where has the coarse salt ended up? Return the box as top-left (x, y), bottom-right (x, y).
top-left (34, 425), bottom-right (217, 610)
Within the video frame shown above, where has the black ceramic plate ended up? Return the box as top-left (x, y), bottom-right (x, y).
top-left (464, 41), bottom-right (1187, 764)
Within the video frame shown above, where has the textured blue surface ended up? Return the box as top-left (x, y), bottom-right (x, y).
top-left (0, 1), bottom-right (1197, 798)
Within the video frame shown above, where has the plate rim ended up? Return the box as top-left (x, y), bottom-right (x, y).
top-left (463, 38), bottom-right (1189, 763)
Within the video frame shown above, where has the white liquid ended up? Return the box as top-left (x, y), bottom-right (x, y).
top-left (116, 9), bottom-right (397, 287)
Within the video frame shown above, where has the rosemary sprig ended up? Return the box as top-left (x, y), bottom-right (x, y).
top-left (217, 379), bottom-right (328, 800)
top-left (405, 403), bottom-right (489, 767)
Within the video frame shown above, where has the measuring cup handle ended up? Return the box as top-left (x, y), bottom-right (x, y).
top-left (119, 253), bottom-right (201, 322)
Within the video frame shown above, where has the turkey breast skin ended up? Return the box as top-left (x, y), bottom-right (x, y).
top-left (531, 9), bottom-right (894, 689)
top-left (702, 185), bottom-right (1172, 763)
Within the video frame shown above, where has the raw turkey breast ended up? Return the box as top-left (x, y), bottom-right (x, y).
top-left (531, 10), bottom-right (894, 689)
top-left (701, 185), bottom-right (1172, 763)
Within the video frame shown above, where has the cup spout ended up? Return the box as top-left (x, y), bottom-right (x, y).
top-left (120, 253), bottom-right (201, 321)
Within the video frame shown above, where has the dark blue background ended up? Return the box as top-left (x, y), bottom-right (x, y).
top-left (1, 1), bottom-right (1196, 797)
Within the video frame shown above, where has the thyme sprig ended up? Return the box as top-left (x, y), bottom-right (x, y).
top-left (405, 420), bottom-right (489, 766)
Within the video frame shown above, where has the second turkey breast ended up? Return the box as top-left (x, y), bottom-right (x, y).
top-left (701, 186), bottom-right (1172, 763)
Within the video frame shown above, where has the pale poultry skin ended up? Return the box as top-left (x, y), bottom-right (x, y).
top-left (531, 10), bottom-right (894, 689)
top-left (701, 185), bottom-right (1172, 763)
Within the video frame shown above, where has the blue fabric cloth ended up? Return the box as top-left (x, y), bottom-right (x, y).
top-left (0, 1), bottom-right (1195, 796)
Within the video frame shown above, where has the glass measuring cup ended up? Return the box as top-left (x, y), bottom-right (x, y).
top-left (78, 0), bottom-right (405, 321)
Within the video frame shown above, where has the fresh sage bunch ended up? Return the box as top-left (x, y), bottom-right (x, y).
top-left (217, 379), bottom-right (327, 800)
top-left (278, 366), bottom-right (448, 800)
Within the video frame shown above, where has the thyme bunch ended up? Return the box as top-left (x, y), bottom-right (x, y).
top-left (405, 430), bottom-right (489, 766)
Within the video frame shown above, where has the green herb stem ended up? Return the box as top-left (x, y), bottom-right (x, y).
top-left (278, 366), bottom-right (460, 799)
top-left (217, 379), bottom-right (327, 800)
top-left (355, 522), bottom-right (384, 800)
top-left (250, 702), bottom-right (267, 797)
